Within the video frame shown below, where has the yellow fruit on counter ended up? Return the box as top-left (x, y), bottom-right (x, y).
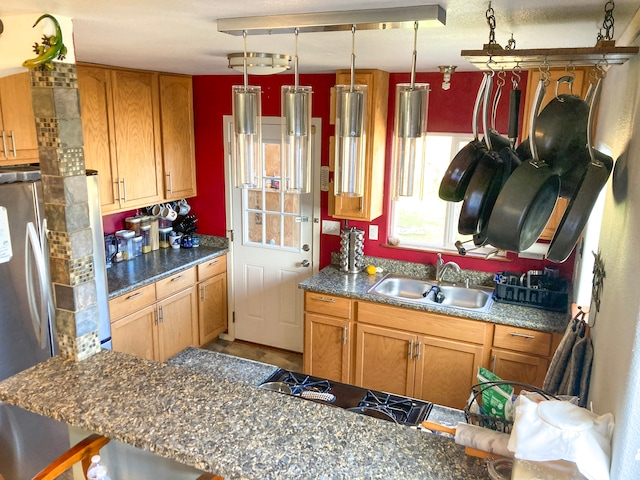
top-left (366, 265), bottom-right (377, 275)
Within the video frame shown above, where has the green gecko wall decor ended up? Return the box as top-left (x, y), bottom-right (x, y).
top-left (22, 14), bottom-right (67, 70)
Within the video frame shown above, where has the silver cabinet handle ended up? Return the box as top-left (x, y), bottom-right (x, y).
top-left (171, 274), bottom-right (184, 282)
top-left (492, 354), bottom-right (497, 372)
top-left (313, 296), bottom-right (335, 303)
top-left (1, 131), bottom-right (7, 157)
top-left (120, 179), bottom-right (127, 202)
top-left (208, 259), bottom-right (220, 266)
top-left (166, 172), bottom-right (173, 194)
top-left (343, 325), bottom-right (348, 345)
top-left (301, 259), bottom-right (310, 268)
top-left (159, 305), bottom-right (165, 323)
top-left (509, 332), bottom-right (535, 339)
top-left (9, 131), bottom-right (16, 157)
top-left (200, 284), bottom-right (206, 301)
top-left (126, 291), bottom-right (144, 300)
top-left (409, 339), bottom-right (414, 359)
top-left (416, 341), bottom-right (422, 360)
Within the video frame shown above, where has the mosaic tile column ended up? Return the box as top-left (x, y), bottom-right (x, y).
top-left (30, 62), bottom-right (100, 361)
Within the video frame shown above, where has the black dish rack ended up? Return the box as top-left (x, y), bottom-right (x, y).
top-left (464, 381), bottom-right (557, 434)
top-left (493, 271), bottom-right (569, 312)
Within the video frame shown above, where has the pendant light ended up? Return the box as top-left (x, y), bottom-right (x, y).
top-left (232, 30), bottom-right (263, 189)
top-left (392, 21), bottom-right (430, 199)
top-left (281, 28), bottom-right (313, 194)
top-left (334, 25), bottom-right (367, 198)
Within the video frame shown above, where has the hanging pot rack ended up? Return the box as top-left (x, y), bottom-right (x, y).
top-left (461, 42), bottom-right (638, 71)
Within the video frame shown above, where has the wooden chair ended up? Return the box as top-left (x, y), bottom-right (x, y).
top-left (32, 434), bottom-right (223, 480)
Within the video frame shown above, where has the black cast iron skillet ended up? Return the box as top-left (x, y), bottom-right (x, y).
top-left (438, 73), bottom-right (489, 202)
top-left (486, 78), bottom-right (561, 252)
top-left (459, 75), bottom-right (512, 235)
top-left (546, 76), bottom-right (613, 263)
top-left (515, 75), bottom-right (590, 198)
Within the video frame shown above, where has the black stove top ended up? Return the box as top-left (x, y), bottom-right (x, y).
top-left (260, 369), bottom-right (432, 427)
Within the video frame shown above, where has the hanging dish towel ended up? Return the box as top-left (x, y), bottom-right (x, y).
top-left (543, 314), bottom-right (593, 406)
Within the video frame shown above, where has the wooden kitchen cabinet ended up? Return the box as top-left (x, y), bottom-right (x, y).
top-left (197, 255), bottom-right (228, 346)
top-left (159, 74), bottom-right (197, 201)
top-left (157, 286), bottom-right (198, 362)
top-left (77, 65), bottom-right (164, 213)
top-left (489, 324), bottom-right (553, 390)
top-left (329, 69), bottom-right (389, 221)
top-left (0, 72), bottom-right (39, 165)
top-left (355, 301), bottom-right (488, 409)
top-left (111, 304), bottom-right (159, 361)
top-left (303, 292), bottom-right (353, 383)
top-left (109, 267), bottom-right (198, 362)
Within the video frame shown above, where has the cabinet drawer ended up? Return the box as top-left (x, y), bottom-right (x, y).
top-left (156, 267), bottom-right (196, 299)
top-left (197, 255), bottom-right (226, 281)
top-left (305, 292), bottom-right (352, 319)
top-left (493, 325), bottom-right (552, 356)
top-left (109, 284), bottom-right (157, 321)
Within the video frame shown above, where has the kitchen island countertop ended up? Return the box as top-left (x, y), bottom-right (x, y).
top-left (0, 348), bottom-right (489, 480)
top-left (300, 265), bottom-right (570, 334)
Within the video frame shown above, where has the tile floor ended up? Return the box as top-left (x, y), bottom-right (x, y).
top-left (203, 338), bottom-right (303, 372)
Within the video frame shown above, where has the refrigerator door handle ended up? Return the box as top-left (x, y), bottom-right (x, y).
top-left (25, 222), bottom-right (52, 349)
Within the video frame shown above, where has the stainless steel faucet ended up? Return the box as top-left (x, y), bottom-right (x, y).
top-left (435, 253), bottom-right (462, 282)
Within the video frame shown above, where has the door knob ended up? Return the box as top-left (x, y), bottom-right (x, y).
top-left (301, 260), bottom-right (310, 268)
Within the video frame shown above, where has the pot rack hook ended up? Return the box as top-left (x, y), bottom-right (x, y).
top-left (538, 59), bottom-right (551, 86)
top-left (486, 57), bottom-right (497, 75)
top-left (511, 63), bottom-right (522, 90)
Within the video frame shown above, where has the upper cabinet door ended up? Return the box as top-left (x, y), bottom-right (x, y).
top-left (77, 65), bottom-right (120, 213)
top-left (110, 69), bottom-right (163, 208)
top-left (159, 74), bottom-right (197, 201)
top-left (0, 72), bottom-right (39, 164)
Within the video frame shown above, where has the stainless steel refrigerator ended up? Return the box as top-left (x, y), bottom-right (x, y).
top-left (0, 168), bottom-right (111, 480)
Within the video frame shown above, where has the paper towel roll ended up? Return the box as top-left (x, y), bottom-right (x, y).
top-left (455, 422), bottom-right (514, 458)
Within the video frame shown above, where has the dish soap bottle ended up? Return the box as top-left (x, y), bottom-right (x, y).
top-left (87, 454), bottom-right (111, 480)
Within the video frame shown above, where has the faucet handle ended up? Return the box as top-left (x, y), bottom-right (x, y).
top-left (436, 253), bottom-right (443, 265)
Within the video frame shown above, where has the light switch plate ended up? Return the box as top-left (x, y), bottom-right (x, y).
top-left (322, 220), bottom-right (341, 236)
top-left (369, 225), bottom-right (379, 241)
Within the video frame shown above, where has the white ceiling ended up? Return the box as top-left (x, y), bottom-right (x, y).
top-left (0, 0), bottom-right (638, 75)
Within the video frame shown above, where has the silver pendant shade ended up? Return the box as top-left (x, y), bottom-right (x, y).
top-left (232, 31), bottom-right (263, 189)
top-left (392, 22), bottom-right (430, 199)
top-left (334, 26), bottom-right (367, 199)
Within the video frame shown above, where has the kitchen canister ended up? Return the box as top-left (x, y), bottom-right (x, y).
top-left (115, 230), bottom-right (135, 260)
top-left (159, 227), bottom-right (173, 248)
top-left (140, 225), bottom-right (151, 253)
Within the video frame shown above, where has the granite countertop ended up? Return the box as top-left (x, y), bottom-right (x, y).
top-left (300, 265), bottom-right (570, 334)
top-left (0, 349), bottom-right (490, 480)
top-left (107, 236), bottom-right (228, 298)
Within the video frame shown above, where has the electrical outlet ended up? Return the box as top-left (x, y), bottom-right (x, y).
top-left (322, 220), bottom-right (341, 236)
top-left (369, 225), bottom-right (379, 241)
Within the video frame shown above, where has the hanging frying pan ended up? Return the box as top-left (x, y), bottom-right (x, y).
top-left (515, 75), bottom-right (590, 198)
top-left (486, 77), bottom-right (561, 252)
top-left (546, 76), bottom-right (613, 263)
top-left (438, 73), bottom-right (489, 202)
top-left (458, 74), bottom-right (511, 235)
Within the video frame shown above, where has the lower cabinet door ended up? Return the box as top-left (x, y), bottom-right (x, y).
top-left (491, 349), bottom-right (549, 390)
top-left (198, 273), bottom-right (227, 346)
top-left (414, 336), bottom-right (484, 410)
top-left (304, 312), bottom-right (352, 383)
top-left (355, 324), bottom-right (416, 397)
top-left (111, 304), bottom-right (159, 361)
top-left (157, 287), bottom-right (198, 362)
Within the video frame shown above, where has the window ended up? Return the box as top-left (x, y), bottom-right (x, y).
top-left (389, 133), bottom-right (504, 257)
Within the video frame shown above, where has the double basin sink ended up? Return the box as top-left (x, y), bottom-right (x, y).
top-left (367, 273), bottom-right (494, 313)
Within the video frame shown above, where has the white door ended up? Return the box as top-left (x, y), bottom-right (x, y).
top-left (224, 116), bottom-right (320, 352)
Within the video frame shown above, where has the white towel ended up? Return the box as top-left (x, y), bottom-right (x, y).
top-left (507, 395), bottom-right (614, 480)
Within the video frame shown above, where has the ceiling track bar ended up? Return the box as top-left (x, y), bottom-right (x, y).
top-left (217, 5), bottom-right (446, 36)
top-left (461, 44), bottom-right (639, 70)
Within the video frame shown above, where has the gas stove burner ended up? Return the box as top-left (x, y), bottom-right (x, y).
top-left (259, 369), bottom-right (433, 427)
top-left (358, 390), bottom-right (421, 425)
top-left (279, 371), bottom-right (332, 396)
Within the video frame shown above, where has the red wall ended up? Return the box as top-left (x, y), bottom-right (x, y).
top-left (104, 70), bottom-right (574, 279)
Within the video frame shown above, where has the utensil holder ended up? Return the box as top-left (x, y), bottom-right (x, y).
top-left (339, 227), bottom-right (365, 273)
